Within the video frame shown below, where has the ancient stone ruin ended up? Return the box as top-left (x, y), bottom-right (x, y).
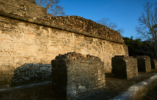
top-left (151, 59), bottom-right (157, 69)
top-left (11, 63), bottom-right (51, 87)
top-left (0, 0), bottom-right (129, 89)
top-left (135, 56), bottom-right (151, 72)
top-left (51, 52), bottom-right (105, 100)
top-left (0, 0), bottom-right (157, 99)
top-left (112, 56), bottom-right (138, 79)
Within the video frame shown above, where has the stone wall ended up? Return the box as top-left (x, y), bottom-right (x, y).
top-left (0, 63), bottom-right (51, 88)
top-left (0, 0), bottom-right (124, 44)
top-left (0, 0), bottom-right (127, 88)
top-left (11, 63), bottom-right (51, 87)
top-left (123, 44), bottom-right (129, 56)
top-left (42, 16), bottom-right (124, 43)
top-left (0, 15), bottom-right (126, 88)
top-left (25, 0), bottom-right (36, 4)
top-left (0, 0), bottom-right (47, 18)
top-left (151, 59), bottom-right (157, 69)
top-left (135, 56), bottom-right (151, 72)
top-left (51, 52), bottom-right (105, 100)
top-left (112, 56), bottom-right (138, 79)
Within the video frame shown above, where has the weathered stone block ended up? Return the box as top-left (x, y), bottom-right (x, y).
top-left (151, 59), bottom-right (157, 69)
top-left (112, 56), bottom-right (138, 79)
top-left (51, 52), bottom-right (105, 100)
top-left (135, 56), bottom-right (151, 72)
top-left (11, 63), bottom-right (52, 87)
top-left (0, 64), bottom-right (51, 89)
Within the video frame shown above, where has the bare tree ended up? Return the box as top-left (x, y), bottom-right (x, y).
top-left (136, 2), bottom-right (157, 59)
top-left (35, 0), bottom-right (65, 16)
top-left (97, 18), bottom-right (124, 33)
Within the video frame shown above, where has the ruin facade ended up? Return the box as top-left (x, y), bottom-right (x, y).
top-left (151, 59), bottom-right (157, 69)
top-left (135, 56), bottom-right (151, 72)
top-left (112, 56), bottom-right (138, 79)
top-left (0, 0), bottom-right (128, 88)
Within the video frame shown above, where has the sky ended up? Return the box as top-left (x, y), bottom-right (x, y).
top-left (36, 0), bottom-right (157, 40)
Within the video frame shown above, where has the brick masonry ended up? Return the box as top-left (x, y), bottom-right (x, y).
top-left (51, 52), bottom-right (105, 100)
top-left (112, 56), bottom-right (138, 79)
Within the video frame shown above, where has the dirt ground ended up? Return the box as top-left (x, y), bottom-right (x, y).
top-left (143, 85), bottom-right (157, 100)
top-left (0, 70), bottom-right (157, 100)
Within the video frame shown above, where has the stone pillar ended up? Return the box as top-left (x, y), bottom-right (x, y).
top-left (135, 56), bottom-right (151, 72)
top-left (151, 59), bottom-right (157, 69)
top-left (112, 56), bottom-right (138, 79)
top-left (51, 52), bottom-right (105, 100)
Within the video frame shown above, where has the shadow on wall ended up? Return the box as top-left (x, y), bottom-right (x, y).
top-left (111, 57), bottom-right (127, 79)
top-left (11, 63), bottom-right (52, 87)
top-left (51, 60), bottom-right (67, 100)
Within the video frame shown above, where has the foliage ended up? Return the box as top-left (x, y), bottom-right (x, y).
top-left (136, 2), bottom-right (157, 59)
top-left (123, 36), bottom-right (155, 59)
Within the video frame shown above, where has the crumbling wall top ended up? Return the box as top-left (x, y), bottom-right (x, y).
top-left (55, 52), bottom-right (101, 61)
top-left (0, 0), bottom-right (124, 43)
top-left (44, 16), bottom-right (124, 43)
top-left (25, 0), bottom-right (36, 4)
top-left (135, 56), bottom-right (150, 59)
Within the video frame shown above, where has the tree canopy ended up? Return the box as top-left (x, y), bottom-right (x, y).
top-left (123, 36), bottom-right (155, 59)
top-left (136, 2), bottom-right (157, 59)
